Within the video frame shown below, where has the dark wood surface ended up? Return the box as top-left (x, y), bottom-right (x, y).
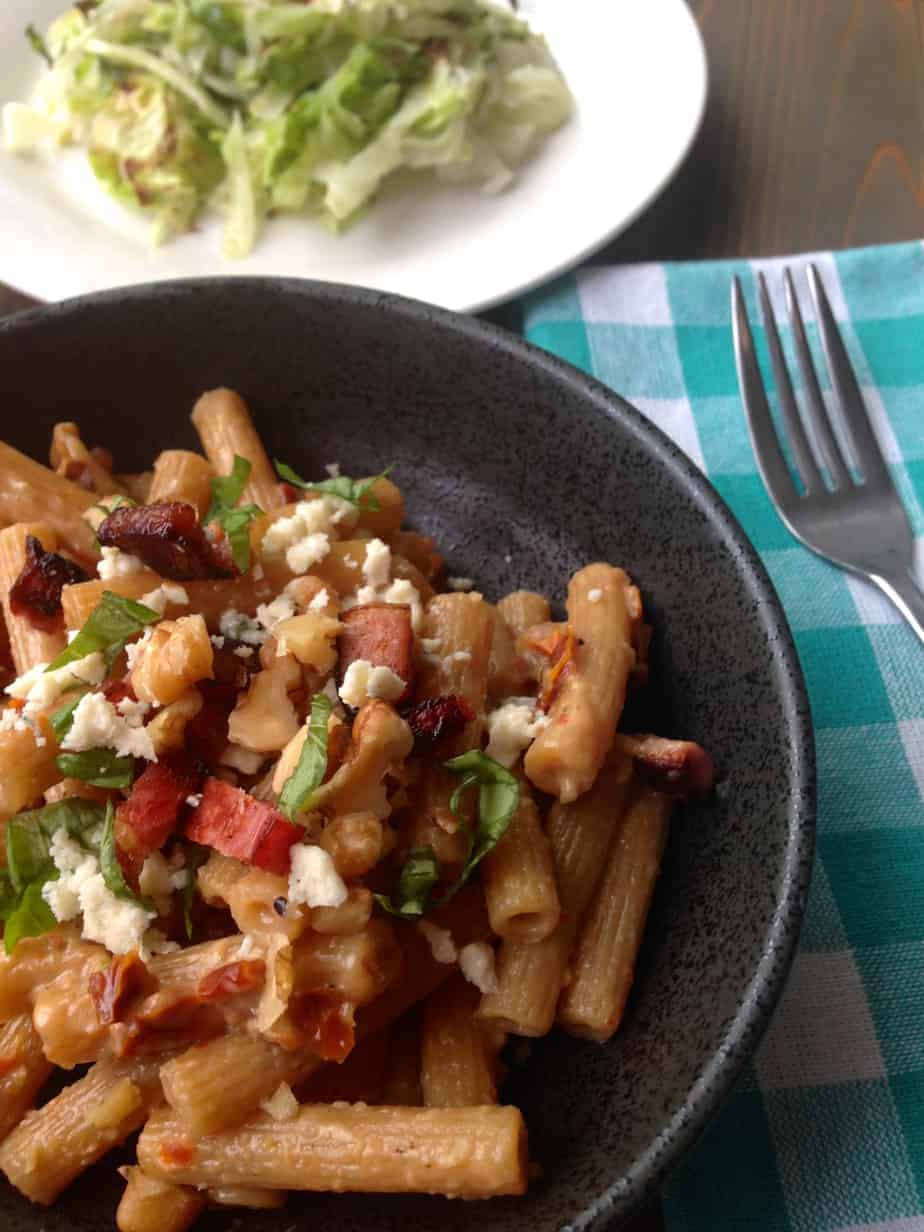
top-left (0, 3), bottom-right (921, 1229)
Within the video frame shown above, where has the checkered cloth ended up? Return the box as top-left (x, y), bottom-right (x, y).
top-left (520, 240), bottom-right (924, 1232)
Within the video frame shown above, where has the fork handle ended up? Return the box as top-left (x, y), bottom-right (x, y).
top-left (872, 568), bottom-right (924, 646)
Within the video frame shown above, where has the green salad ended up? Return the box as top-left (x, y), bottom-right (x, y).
top-left (4, 0), bottom-right (574, 256)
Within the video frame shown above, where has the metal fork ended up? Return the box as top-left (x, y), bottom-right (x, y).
top-left (732, 265), bottom-right (924, 645)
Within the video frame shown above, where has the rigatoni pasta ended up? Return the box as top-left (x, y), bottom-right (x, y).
top-left (0, 386), bottom-right (713, 1228)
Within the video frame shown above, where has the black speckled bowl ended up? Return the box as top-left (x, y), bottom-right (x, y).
top-left (0, 279), bottom-right (814, 1231)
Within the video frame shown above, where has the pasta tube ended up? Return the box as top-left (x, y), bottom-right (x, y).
top-left (0, 441), bottom-right (98, 559)
top-left (481, 781), bottom-right (560, 943)
top-left (558, 785), bottom-right (671, 1041)
top-left (525, 564), bottom-right (636, 802)
top-left (116, 1168), bottom-right (205, 1232)
top-left (0, 1056), bottom-right (164, 1204)
top-left (148, 450), bottom-right (215, 519)
top-left (0, 1015), bottom-right (53, 1143)
top-left (137, 1102), bottom-right (528, 1197)
top-left (479, 749), bottom-right (633, 1037)
top-left (496, 590), bottom-right (550, 638)
top-left (421, 976), bottom-right (497, 1108)
top-left (0, 523), bottom-right (68, 672)
top-left (191, 388), bottom-right (282, 511)
top-left (418, 592), bottom-right (494, 751)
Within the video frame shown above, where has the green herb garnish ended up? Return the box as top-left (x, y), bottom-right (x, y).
top-left (46, 591), bottom-right (159, 673)
top-left (374, 751), bottom-right (519, 918)
top-left (56, 749), bottom-right (135, 789)
top-left (204, 455), bottom-right (263, 573)
top-left (275, 461), bottom-right (394, 512)
top-left (277, 693), bottom-right (332, 821)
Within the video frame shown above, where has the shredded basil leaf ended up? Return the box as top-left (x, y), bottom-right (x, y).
top-left (47, 591), bottom-right (159, 673)
top-left (0, 871), bottom-right (17, 922)
top-left (374, 846), bottom-right (440, 919)
top-left (443, 751), bottom-right (519, 888)
top-left (99, 801), bottom-right (151, 909)
top-left (50, 691), bottom-right (89, 743)
top-left (56, 749), bottom-right (135, 789)
top-left (3, 881), bottom-right (57, 954)
top-left (275, 461), bottom-right (394, 512)
top-left (374, 752), bottom-right (519, 920)
top-left (204, 455), bottom-right (263, 573)
top-left (277, 693), bottom-right (332, 822)
top-left (6, 799), bottom-right (105, 894)
top-left (181, 842), bottom-right (210, 940)
top-left (25, 23), bottom-right (52, 66)
top-left (2, 799), bottom-right (108, 954)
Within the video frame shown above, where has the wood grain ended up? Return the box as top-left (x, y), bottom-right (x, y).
top-left (603, 0), bottom-right (924, 262)
top-left (1, 8), bottom-right (922, 1223)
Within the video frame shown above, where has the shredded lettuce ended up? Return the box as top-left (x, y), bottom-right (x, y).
top-left (8, 0), bottom-right (573, 255)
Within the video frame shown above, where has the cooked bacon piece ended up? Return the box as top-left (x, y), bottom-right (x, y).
top-left (291, 993), bottom-right (356, 1062)
top-left (97, 501), bottom-right (233, 581)
top-left (197, 960), bottom-right (266, 1002)
top-left (116, 758), bottom-right (203, 876)
top-left (404, 694), bottom-right (475, 749)
top-left (185, 778), bottom-right (302, 875)
top-left (89, 952), bottom-right (152, 1026)
top-left (9, 535), bottom-right (89, 632)
top-left (616, 734), bottom-right (715, 798)
top-left (339, 604), bottom-right (414, 702)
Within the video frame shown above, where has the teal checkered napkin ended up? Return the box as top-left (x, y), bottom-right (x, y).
top-left (520, 241), bottom-right (924, 1232)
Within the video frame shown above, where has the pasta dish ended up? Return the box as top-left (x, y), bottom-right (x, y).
top-left (0, 388), bottom-right (713, 1229)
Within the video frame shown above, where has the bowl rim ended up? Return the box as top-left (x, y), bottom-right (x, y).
top-left (0, 276), bottom-right (817, 1226)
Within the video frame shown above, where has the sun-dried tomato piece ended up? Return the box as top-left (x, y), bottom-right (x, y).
top-left (89, 951), bottom-right (151, 1025)
top-left (291, 992), bottom-right (356, 1062)
top-left (616, 734), bottom-right (715, 798)
top-left (197, 959), bottom-right (266, 1002)
top-left (403, 694), bottom-right (475, 748)
top-left (97, 501), bottom-right (233, 582)
top-left (111, 987), bottom-right (223, 1057)
top-left (9, 535), bottom-right (90, 632)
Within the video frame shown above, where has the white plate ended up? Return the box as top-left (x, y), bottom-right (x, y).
top-left (0, 0), bottom-right (707, 312)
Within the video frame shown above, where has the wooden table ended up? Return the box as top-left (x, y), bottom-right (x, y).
top-left (0, 1), bottom-right (921, 1226)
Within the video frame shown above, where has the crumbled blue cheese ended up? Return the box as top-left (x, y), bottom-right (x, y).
top-left (362, 538), bottom-right (391, 589)
top-left (484, 698), bottom-right (550, 768)
top-left (459, 942), bottom-right (498, 994)
top-left (339, 660), bottom-right (405, 708)
top-left (417, 920), bottom-right (458, 964)
top-left (139, 851), bottom-right (174, 901)
top-left (98, 546), bottom-right (145, 580)
top-left (186, 793), bottom-right (203, 808)
top-left (219, 609), bottom-right (267, 646)
top-left (587, 587), bottom-right (603, 604)
top-left (62, 691), bottom-right (157, 761)
top-left (220, 743), bottom-right (266, 775)
top-left (261, 496), bottom-right (356, 575)
top-left (342, 543), bottom-right (423, 631)
top-left (260, 1082), bottom-right (299, 1121)
top-left (43, 829), bottom-right (156, 956)
top-left (324, 462), bottom-right (341, 478)
top-left (256, 592), bottom-right (297, 633)
top-left (140, 583), bottom-right (190, 615)
top-left (0, 709), bottom-right (29, 735)
top-left (308, 588), bottom-right (330, 612)
top-left (288, 844), bottom-right (348, 909)
top-left (5, 653), bottom-right (107, 718)
top-left (124, 629), bottom-right (152, 672)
